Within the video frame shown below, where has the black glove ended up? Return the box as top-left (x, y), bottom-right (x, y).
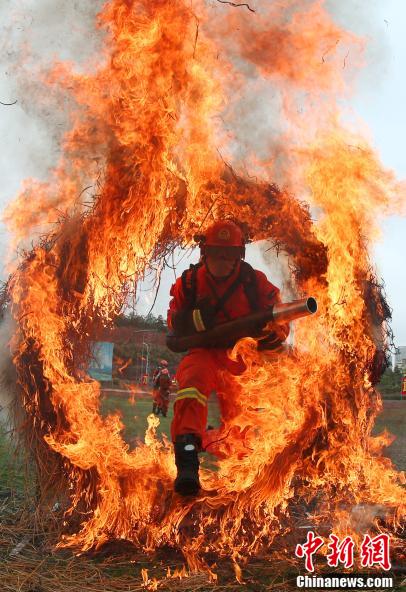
top-left (257, 323), bottom-right (289, 351)
top-left (171, 298), bottom-right (216, 335)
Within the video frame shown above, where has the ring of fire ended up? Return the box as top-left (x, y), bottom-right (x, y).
top-left (3, 0), bottom-right (404, 573)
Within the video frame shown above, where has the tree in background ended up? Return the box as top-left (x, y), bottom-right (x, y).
top-left (377, 365), bottom-right (403, 397)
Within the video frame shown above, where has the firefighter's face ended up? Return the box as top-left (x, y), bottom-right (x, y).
top-left (205, 246), bottom-right (241, 278)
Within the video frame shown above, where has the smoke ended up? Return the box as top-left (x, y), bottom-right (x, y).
top-left (326, 0), bottom-right (391, 79)
top-left (0, 0), bottom-right (106, 427)
top-left (202, 0), bottom-right (390, 179)
top-left (0, 0), bottom-right (105, 264)
top-left (243, 0), bottom-right (393, 294)
top-left (0, 0), bottom-right (390, 192)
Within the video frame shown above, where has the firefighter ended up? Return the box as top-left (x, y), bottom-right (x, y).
top-left (152, 360), bottom-right (169, 414)
top-left (156, 367), bottom-right (172, 417)
top-left (167, 220), bottom-right (290, 496)
top-left (152, 359), bottom-right (168, 384)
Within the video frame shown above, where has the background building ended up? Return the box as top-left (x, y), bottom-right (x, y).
top-left (394, 346), bottom-right (406, 371)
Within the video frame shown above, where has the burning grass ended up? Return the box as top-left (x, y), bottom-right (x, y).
top-left (0, 400), bottom-right (404, 590)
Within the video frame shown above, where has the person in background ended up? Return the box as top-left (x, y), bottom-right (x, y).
top-left (155, 367), bottom-right (172, 417)
top-left (152, 359), bottom-right (169, 415)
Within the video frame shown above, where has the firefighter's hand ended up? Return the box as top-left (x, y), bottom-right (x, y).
top-left (258, 322), bottom-right (289, 351)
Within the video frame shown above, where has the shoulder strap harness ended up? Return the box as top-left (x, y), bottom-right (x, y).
top-left (181, 260), bottom-right (259, 313)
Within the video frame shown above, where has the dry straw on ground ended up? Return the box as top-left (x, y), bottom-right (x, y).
top-left (0, 481), bottom-right (301, 592)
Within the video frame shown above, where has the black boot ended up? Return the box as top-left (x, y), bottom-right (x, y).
top-left (174, 434), bottom-right (201, 496)
top-left (152, 403), bottom-right (157, 414)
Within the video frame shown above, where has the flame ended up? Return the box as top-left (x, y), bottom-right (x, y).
top-left (126, 382), bottom-right (138, 405)
top-left (141, 568), bottom-right (158, 590)
top-left (4, 0), bottom-right (405, 575)
top-left (117, 357), bottom-right (132, 373)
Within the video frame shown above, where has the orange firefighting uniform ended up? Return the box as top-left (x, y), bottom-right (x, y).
top-left (156, 372), bottom-right (171, 415)
top-left (152, 368), bottom-right (162, 404)
top-left (152, 369), bottom-right (171, 410)
top-left (168, 262), bottom-right (289, 447)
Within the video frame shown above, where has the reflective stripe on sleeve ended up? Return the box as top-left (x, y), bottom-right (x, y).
top-left (192, 309), bottom-right (206, 332)
top-left (175, 387), bottom-right (208, 406)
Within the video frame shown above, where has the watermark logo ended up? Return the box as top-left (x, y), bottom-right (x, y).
top-left (327, 535), bottom-right (355, 569)
top-left (360, 534), bottom-right (391, 571)
top-left (295, 532), bottom-right (391, 573)
top-left (295, 531), bottom-right (324, 573)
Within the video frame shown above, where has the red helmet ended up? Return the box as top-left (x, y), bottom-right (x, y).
top-left (160, 359), bottom-right (168, 366)
top-left (204, 221), bottom-right (245, 247)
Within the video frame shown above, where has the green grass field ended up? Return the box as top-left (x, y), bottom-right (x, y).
top-left (100, 389), bottom-right (406, 471)
top-left (372, 400), bottom-right (406, 471)
top-left (100, 388), bottom-right (221, 446)
top-left (1, 392), bottom-right (403, 492)
top-left (0, 426), bottom-right (25, 495)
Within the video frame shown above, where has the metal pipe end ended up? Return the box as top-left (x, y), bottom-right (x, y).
top-left (306, 297), bottom-right (318, 314)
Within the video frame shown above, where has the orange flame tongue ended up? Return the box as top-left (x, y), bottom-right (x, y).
top-left (5, 0), bottom-right (405, 569)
